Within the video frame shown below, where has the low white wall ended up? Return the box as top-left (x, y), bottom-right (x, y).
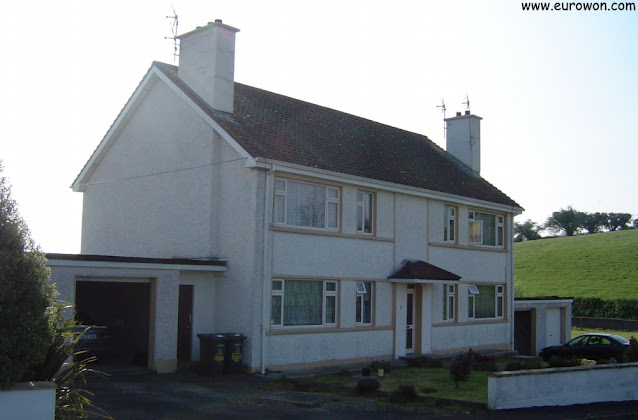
top-left (0, 382), bottom-right (56, 420)
top-left (488, 363), bottom-right (638, 410)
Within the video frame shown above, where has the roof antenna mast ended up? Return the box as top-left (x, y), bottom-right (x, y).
top-left (436, 99), bottom-right (447, 141)
top-left (462, 95), bottom-right (474, 146)
top-left (165, 5), bottom-right (179, 62)
top-left (462, 95), bottom-right (470, 113)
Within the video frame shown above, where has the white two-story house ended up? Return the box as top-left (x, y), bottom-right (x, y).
top-left (47, 20), bottom-right (522, 374)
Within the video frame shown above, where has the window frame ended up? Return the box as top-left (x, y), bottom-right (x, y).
top-left (468, 210), bottom-right (505, 248)
top-left (355, 281), bottom-right (373, 325)
top-left (270, 279), bottom-right (339, 328)
top-left (442, 284), bottom-right (456, 321)
top-left (273, 179), bottom-right (340, 231)
top-left (356, 191), bottom-right (375, 235)
top-left (467, 284), bottom-right (505, 320)
top-left (444, 206), bottom-right (457, 243)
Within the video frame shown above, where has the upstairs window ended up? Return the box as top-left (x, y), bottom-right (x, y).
top-left (274, 179), bottom-right (339, 230)
top-left (356, 191), bottom-right (374, 234)
top-left (469, 211), bottom-right (505, 247)
top-left (444, 206), bottom-right (456, 243)
top-left (355, 281), bottom-right (372, 324)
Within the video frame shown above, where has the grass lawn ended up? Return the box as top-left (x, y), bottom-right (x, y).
top-left (309, 367), bottom-right (488, 404)
top-left (375, 368), bottom-right (488, 403)
top-left (514, 229), bottom-right (638, 299)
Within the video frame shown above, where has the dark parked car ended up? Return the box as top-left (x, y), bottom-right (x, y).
top-left (539, 333), bottom-right (630, 362)
top-left (74, 325), bottom-right (113, 361)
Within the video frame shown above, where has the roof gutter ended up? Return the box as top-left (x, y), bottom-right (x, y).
top-left (247, 157), bottom-right (523, 215)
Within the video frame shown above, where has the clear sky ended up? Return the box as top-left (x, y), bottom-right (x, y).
top-left (1, 0), bottom-right (636, 253)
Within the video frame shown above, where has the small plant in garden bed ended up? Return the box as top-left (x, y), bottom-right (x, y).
top-left (624, 337), bottom-right (638, 362)
top-left (355, 378), bottom-right (381, 395)
top-left (385, 384), bottom-right (419, 403)
top-left (370, 360), bottom-right (392, 374)
top-left (406, 355), bottom-right (443, 368)
top-left (449, 356), bottom-right (471, 388)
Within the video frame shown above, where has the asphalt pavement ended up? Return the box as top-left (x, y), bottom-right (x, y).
top-left (83, 364), bottom-right (638, 419)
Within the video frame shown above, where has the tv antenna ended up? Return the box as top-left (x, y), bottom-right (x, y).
top-left (462, 95), bottom-right (470, 113)
top-left (436, 99), bottom-right (447, 140)
top-left (165, 5), bottom-right (179, 61)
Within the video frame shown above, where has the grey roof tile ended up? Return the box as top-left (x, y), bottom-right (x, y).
top-left (155, 62), bottom-right (520, 208)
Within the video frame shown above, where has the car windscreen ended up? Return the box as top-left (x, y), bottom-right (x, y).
top-left (609, 335), bottom-right (630, 345)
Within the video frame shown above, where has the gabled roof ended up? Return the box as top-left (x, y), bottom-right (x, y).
top-left (76, 60), bottom-right (520, 209)
top-left (153, 62), bottom-right (519, 208)
top-left (388, 259), bottom-right (461, 281)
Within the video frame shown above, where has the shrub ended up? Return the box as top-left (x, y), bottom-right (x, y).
top-left (449, 354), bottom-right (472, 388)
top-left (573, 297), bottom-right (638, 319)
top-left (503, 361), bottom-right (525, 371)
top-left (0, 162), bottom-right (56, 389)
top-left (386, 384), bottom-right (419, 403)
top-left (26, 303), bottom-right (112, 419)
top-left (355, 378), bottom-right (381, 395)
top-left (470, 351), bottom-right (497, 372)
top-left (454, 349), bottom-right (497, 372)
top-left (623, 337), bottom-right (638, 362)
top-left (407, 355), bottom-right (442, 368)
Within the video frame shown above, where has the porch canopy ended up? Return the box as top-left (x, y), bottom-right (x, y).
top-left (388, 259), bottom-right (461, 284)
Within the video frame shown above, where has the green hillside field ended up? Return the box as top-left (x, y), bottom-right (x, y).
top-left (514, 229), bottom-right (638, 300)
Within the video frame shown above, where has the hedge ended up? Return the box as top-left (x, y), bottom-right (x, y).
top-left (572, 297), bottom-right (638, 320)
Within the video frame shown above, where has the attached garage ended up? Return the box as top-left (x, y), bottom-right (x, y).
top-left (75, 280), bottom-right (151, 365)
top-left (514, 297), bottom-right (573, 357)
top-left (46, 254), bottom-right (227, 373)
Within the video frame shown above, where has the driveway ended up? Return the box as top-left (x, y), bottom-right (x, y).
top-left (84, 366), bottom-right (638, 419)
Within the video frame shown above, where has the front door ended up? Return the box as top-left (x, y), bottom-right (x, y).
top-left (177, 285), bottom-right (193, 362)
top-left (406, 288), bottom-right (415, 353)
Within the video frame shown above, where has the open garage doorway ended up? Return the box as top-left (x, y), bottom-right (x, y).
top-left (75, 280), bottom-right (151, 367)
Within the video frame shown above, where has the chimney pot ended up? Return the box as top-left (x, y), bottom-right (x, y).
top-left (456, 111), bottom-right (462, 117)
top-left (214, 19), bottom-right (222, 23)
top-left (465, 110), bottom-right (470, 115)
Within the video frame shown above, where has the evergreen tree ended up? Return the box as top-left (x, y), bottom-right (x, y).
top-left (0, 161), bottom-right (55, 388)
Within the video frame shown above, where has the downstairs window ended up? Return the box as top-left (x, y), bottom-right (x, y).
top-left (271, 279), bottom-right (337, 327)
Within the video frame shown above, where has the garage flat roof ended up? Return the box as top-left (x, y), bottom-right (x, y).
top-left (46, 253), bottom-right (227, 272)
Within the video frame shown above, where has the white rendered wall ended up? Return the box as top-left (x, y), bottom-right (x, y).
top-left (394, 194), bottom-right (427, 264)
top-left (267, 330), bottom-right (394, 368)
top-left (205, 134), bottom-right (263, 369)
top-left (489, 364), bottom-right (638, 410)
top-left (179, 271), bottom-right (216, 361)
top-left (432, 322), bottom-right (510, 353)
top-left (272, 232), bottom-right (393, 278)
top-left (81, 80), bottom-right (215, 258)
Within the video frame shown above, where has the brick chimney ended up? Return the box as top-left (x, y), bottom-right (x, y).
top-left (177, 20), bottom-right (240, 113)
top-left (445, 111), bottom-right (482, 175)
